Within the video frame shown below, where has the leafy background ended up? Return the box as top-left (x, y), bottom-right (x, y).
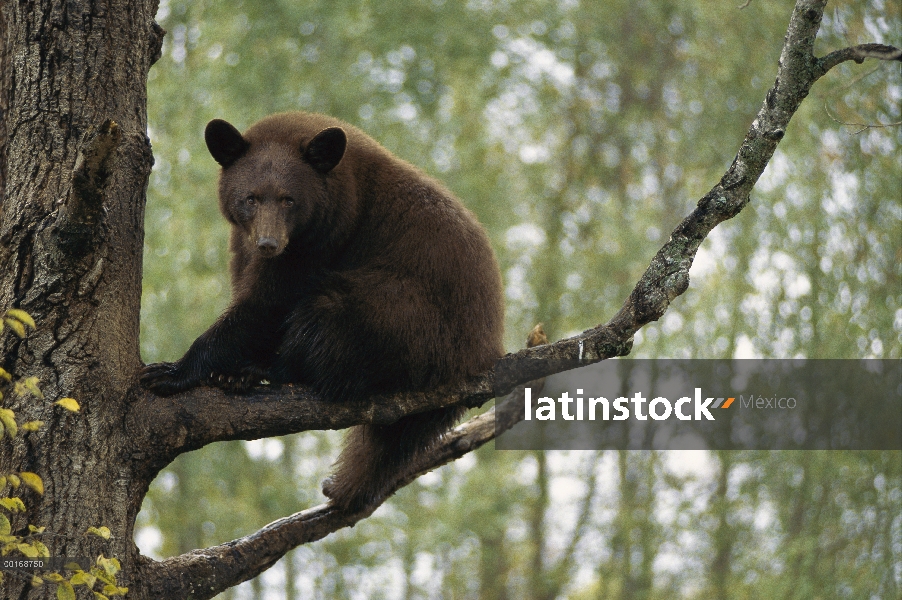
top-left (138, 1), bottom-right (901, 598)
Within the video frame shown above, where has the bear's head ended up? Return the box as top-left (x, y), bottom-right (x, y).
top-left (204, 117), bottom-right (348, 258)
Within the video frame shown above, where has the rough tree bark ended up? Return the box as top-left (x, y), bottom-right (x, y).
top-left (0, 0), bottom-right (897, 598)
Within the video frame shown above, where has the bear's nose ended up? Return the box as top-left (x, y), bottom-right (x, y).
top-left (257, 237), bottom-right (279, 253)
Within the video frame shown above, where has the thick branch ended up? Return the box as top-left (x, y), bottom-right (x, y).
top-left (139, 349), bottom-right (539, 599)
top-left (133, 2), bottom-right (900, 596)
top-left (125, 324), bottom-right (628, 471)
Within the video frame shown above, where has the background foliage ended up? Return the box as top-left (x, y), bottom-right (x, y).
top-left (138, 1), bottom-right (901, 598)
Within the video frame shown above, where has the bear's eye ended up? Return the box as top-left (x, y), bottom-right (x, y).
top-left (282, 197), bottom-right (295, 208)
top-left (245, 195), bottom-right (256, 206)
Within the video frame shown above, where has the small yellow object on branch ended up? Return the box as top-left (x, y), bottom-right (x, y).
top-left (18, 472), bottom-right (44, 495)
top-left (86, 526), bottom-right (111, 540)
top-left (5, 309), bottom-right (36, 329)
top-left (56, 398), bottom-right (80, 412)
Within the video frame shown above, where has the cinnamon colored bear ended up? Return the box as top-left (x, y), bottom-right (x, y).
top-left (141, 112), bottom-right (504, 511)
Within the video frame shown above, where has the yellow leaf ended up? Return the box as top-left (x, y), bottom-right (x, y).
top-left (0, 497), bottom-right (26, 512)
top-left (0, 409), bottom-right (16, 438)
top-left (71, 571), bottom-right (97, 587)
top-left (22, 421), bottom-right (44, 432)
top-left (6, 309), bottom-right (36, 329)
top-left (24, 377), bottom-right (43, 400)
top-left (28, 525), bottom-right (46, 534)
top-left (93, 593), bottom-right (110, 600)
top-left (0, 514), bottom-right (9, 536)
top-left (57, 581), bottom-right (75, 600)
top-left (18, 472), bottom-right (43, 495)
top-left (7, 474), bottom-right (20, 489)
top-left (55, 398), bottom-right (80, 412)
top-left (0, 535), bottom-right (17, 543)
top-left (0, 367), bottom-right (10, 382)
top-left (2, 542), bottom-right (18, 555)
top-left (97, 555), bottom-right (120, 577)
top-left (31, 575), bottom-right (43, 586)
top-left (17, 542), bottom-right (39, 557)
top-left (90, 566), bottom-right (115, 586)
top-left (0, 477), bottom-right (6, 490)
top-left (86, 526), bottom-right (111, 540)
top-left (33, 540), bottom-right (49, 557)
top-left (43, 573), bottom-right (65, 583)
top-left (4, 318), bottom-right (25, 338)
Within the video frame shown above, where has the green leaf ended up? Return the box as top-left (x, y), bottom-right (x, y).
top-left (6, 309), bottom-right (36, 329)
top-left (0, 477), bottom-right (6, 490)
top-left (56, 581), bottom-right (75, 600)
top-left (0, 409), bottom-right (16, 438)
top-left (18, 472), bottom-right (43, 495)
top-left (55, 398), bottom-right (80, 412)
top-left (86, 526), bottom-right (111, 540)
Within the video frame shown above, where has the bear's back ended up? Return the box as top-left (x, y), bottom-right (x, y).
top-left (242, 112), bottom-right (505, 380)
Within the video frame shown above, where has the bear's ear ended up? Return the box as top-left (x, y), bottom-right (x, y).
top-left (205, 119), bottom-right (249, 167)
top-left (304, 127), bottom-right (346, 173)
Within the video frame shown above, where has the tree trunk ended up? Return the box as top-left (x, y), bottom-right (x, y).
top-left (0, 1), bottom-right (161, 597)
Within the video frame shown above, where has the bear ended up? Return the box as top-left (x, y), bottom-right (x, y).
top-left (141, 112), bottom-right (505, 512)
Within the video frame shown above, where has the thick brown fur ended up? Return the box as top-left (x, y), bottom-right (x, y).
top-left (141, 112), bottom-right (504, 511)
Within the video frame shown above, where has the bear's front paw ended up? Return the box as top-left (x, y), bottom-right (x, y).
top-left (140, 362), bottom-right (196, 396)
top-left (206, 365), bottom-right (268, 393)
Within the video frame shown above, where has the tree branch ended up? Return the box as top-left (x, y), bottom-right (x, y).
top-left (132, 2), bottom-right (901, 596)
top-left (817, 43), bottom-right (902, 76)
top-left (139, 345), bottom-right (541, 599)
top-left (126, 324), bottom-right (627, 471)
